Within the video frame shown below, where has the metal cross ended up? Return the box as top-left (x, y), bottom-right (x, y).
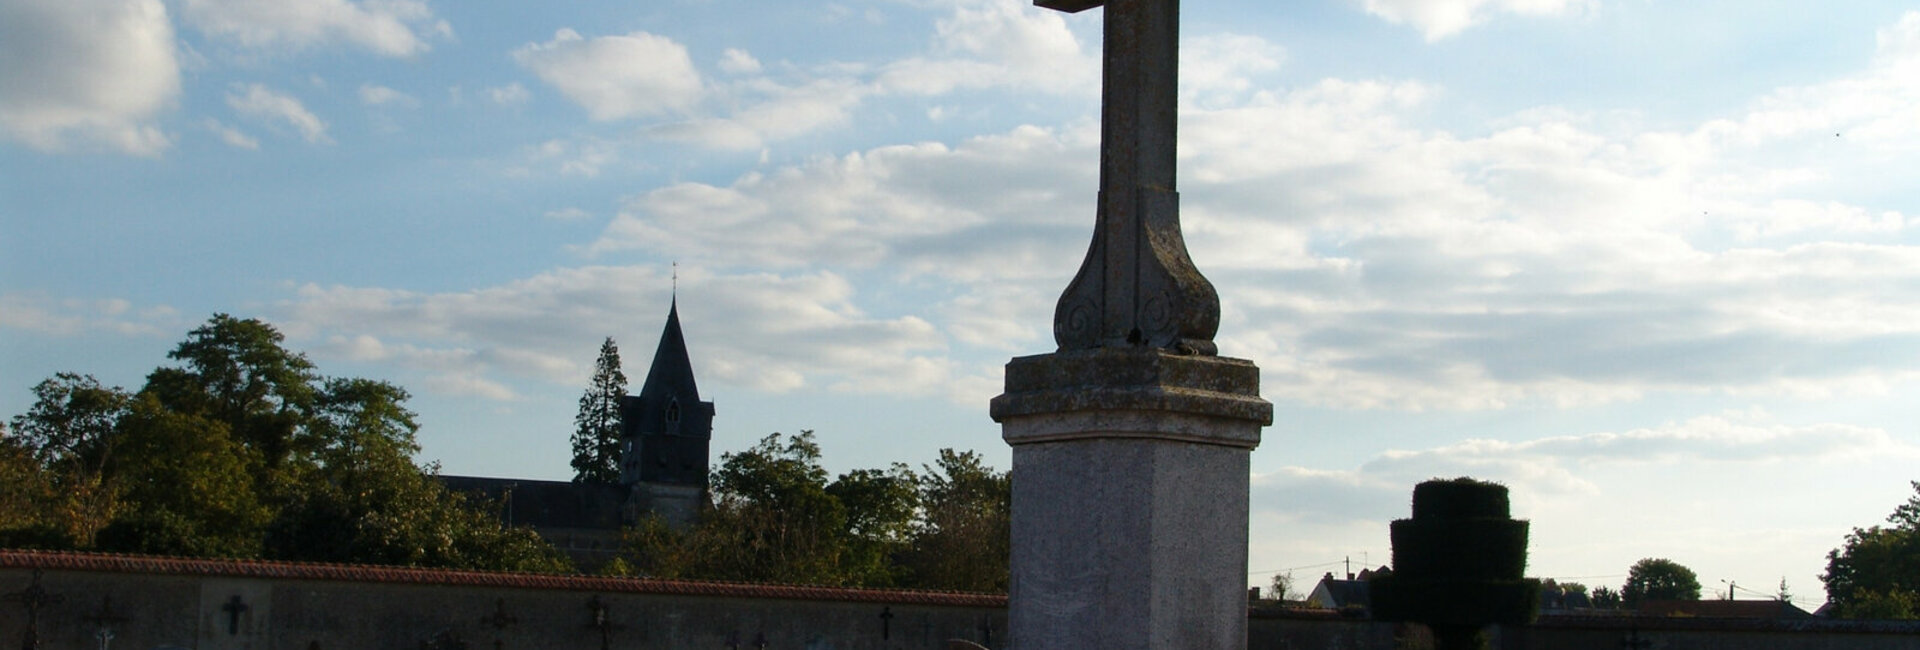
top-left (879, 606), bottom-right (894, 640)
top-left (220, 595), bottom-right (249, 635)
top-left (1040, 0), bottom-right (1219, 355)
top-left (83, 596), bottom-right (128, 650)
top-left (479, 598), bottom-right (516, 650)
top-left (585, 596), bottom-right (622, 650)
top-left (5, 569), bottom-right (64, 650)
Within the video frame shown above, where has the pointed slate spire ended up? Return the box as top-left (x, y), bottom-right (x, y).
top-left (638, 297), bottom-right (700, 405)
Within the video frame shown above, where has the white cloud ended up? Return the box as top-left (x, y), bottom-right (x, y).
top-left (487, 82), bottom-right (530, 105)
top-left (718, 48), bottom-right (762, 75)
top-left (1181, 34), bottom-right (1285, 108)
top-left (1359, 0), bottom-right (1596, 41)
top-left (358, 83), bottom-right (418, 108)
top-left (514, 137), bottom-right (616, 177)
top-left (279, 266), bottom-right (966, 400)
top-left (203, 118), bottom-right (259, 149)
top-left (178, 0), bottom-right (449, 57)
top-left (227, 83), bottom-right (330, 143)
top-left (0, 293), bottom-right (181, 337)
top-left (543, 207), bottom-right (592, 221)
top-left (0, 0), bottom-right (179, 155)
top-left (877, 0), bottom-right (1095, 96)
top-left (513, 29), bottom-right (703, 121)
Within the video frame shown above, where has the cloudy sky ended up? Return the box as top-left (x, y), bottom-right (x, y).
top-left (6, 0), bottom-right (1920, 605)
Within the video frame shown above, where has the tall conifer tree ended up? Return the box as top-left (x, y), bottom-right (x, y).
top-left (572, 337), bottom-right (627, 484)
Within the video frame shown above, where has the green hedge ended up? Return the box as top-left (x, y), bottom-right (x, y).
top-left (1371, 575), bottom-right (1541, 626)
top-left (1411, 478), bottom-right (1510, 521)
top-left (1389, 518), bottom-right (1530, 581)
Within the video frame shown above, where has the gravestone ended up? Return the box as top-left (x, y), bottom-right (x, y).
top-left (991, 0), bottom-right (1272, 648)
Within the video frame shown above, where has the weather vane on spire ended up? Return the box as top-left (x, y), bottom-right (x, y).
top-left (1040, 0), bottom-right (1220, 355)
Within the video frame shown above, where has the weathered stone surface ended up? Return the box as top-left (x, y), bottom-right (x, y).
top-left (1007, 436), bottom-right (1252, 649)
top-left (992, 347), bottom-right (1272, 434)
top-left (993, 348), bottom-right (1269, 649)
top-left (1044, 0), bottom-right (1222, 355)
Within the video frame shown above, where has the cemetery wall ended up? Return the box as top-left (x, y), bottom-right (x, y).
top-left (8, 551), bottom-right (1919, 649)
top-left (0, 551), bottom-right (1003, 650)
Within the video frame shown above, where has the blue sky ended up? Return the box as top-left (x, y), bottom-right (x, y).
top-left (6, 0), bottom-right (1920, 604)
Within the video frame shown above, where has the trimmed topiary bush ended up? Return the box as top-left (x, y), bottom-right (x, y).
top-left (1372, 477), bottom-right (1540, 650)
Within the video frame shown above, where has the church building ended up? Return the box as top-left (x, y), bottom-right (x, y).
top-left (441, 299), bottom-right (714, 570)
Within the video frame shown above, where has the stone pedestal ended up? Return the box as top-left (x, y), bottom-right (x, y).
top-left (991, 348), bottom-right (1271, 650)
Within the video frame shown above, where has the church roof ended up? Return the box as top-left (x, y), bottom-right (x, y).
top-left (639, 298), bottom-right (700, 402)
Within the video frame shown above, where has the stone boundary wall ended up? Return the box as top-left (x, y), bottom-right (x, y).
top-left (1247, 608), bottom-right (1920, 650)
top-left (0, 551), bottom-right (1005, 650)
top-left (8, 551), bottom-right (1919, 649)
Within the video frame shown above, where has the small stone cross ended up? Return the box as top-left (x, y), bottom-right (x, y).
top-left (879, 606), bottom-right (894, 640)
top-left (220, 595), bottom-right (249, 635)
top-left (1039, 0), bottom-right (1219, 355)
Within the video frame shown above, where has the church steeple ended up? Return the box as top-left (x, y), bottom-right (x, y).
top-left (619, 297), bottom-right (715, 498)
top-left (638, 298), bottom-right (700, 408)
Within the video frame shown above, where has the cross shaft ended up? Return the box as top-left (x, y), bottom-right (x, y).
top-left (1042, 0), bottom-right (1218, 354)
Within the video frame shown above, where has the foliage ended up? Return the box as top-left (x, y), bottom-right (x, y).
top-left (615, 438), bottom-right (1009, 591)
top-left (1823, 481), bottom-right (1920, 619)
top-left (1590, 586), bottom-right (1622, 609)
top-left (904, 449), bottom-right (1011, 592)
top-left (827, 463), bottom-right (920, 586)
top-left (5, 374), bottom-right (131, 546)
top-left (1269, 572), bottom-right (1298, 601)
top-left (571, 337), bottom-right (627, 484)
top-left (2, 314), bottom-right (571, 573)
top-left (1622, 558), bottom-right (1701, 607)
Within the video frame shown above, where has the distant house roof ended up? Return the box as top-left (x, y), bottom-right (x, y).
top-left (1306, 573), bottom-right (1371, 610)
top-left (1639, 599), bottom-right (1815, 619)
top-left (440, 476), bottom-right (626, 531)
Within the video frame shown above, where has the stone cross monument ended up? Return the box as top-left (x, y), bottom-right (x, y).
top-left (990, 0), bottom-right (1273, 648)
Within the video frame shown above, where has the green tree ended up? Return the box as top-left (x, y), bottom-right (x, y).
top-left (827, 463), bottom-right (921, 586)
top-left (1269, 572), bottom-right (1298, 601)
top-left (1590, 586), bottom-right (1622, 609)
top-left (1823, 482), bottom-right (1920, 619)
top-left (701, 431), bottom-right (850, 584)
top-left (571, 337), bottom-right (627, 484)
top-left (5, 373), bottom-right (132, 546)
top-left (0, 420), bottom-right (66, 548)
top-left (1622, 558), bottom-right (1701, 607)
top-left (6, 314), bottom-right (571, 572)
top-left (97, 392), bottom-right (272, 557)
top-left (904, 449), bottom-right (1011, 592)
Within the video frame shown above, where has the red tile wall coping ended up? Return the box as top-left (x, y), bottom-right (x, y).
top-left (0, 549), bottom-right (1007, 608)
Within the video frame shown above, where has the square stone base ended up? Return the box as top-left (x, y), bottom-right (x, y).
top-left (993, 348), bottom-right (1270, 649)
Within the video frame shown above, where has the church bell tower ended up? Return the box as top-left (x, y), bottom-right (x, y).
top-left (619, 298), bottom-right (714, 528)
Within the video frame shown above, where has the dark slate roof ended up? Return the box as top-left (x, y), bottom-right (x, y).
top-left (640, 299), bottom-right (700, 402)
top-left (439, 476), bottom-right (626, 531)
top-left (0, 550), bottom-right (1007, 606)
top-left (1638, 599), bottom-right (1816, 619)
top-left (1312, 578), bottom-right (1371, 609)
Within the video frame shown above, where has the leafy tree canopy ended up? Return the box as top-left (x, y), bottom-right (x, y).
top-left (618, 435), bottom-right (1009, 591)
top-left (1823, 481), bottom-right (1920, 619)
top-left (3, 314), bottom-right (570, 573)
top-left (1622, 558), bottom-right (1701, 607)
